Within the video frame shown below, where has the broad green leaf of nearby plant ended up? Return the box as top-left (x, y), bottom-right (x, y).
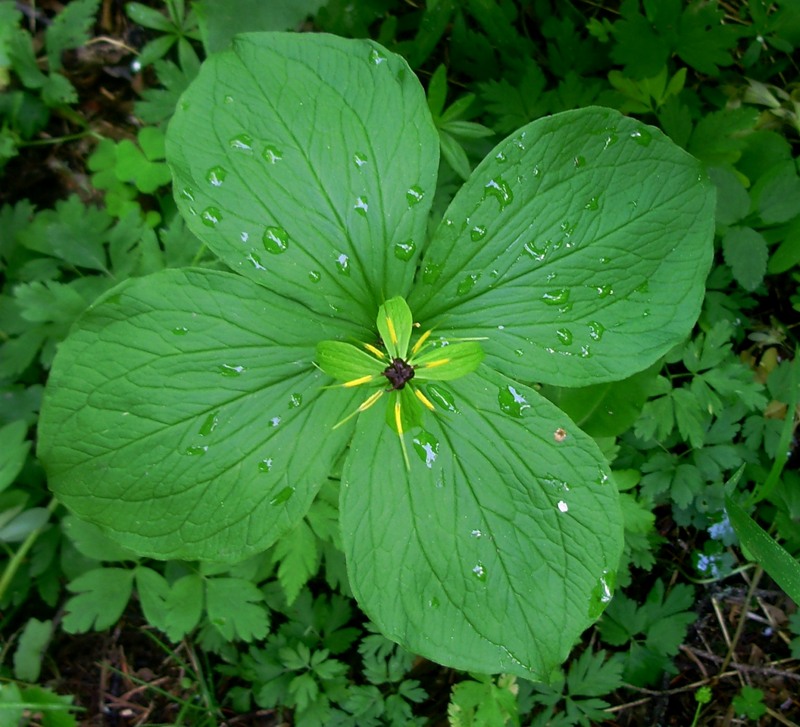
top-left (38, 33), bottom-right (715, 679)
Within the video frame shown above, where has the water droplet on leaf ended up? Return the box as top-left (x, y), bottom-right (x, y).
top-left (262, 145), bottom-right (282, 163)
top-left (588, 321), bottom-right (605, 341)
top-left (201, 207), bottom-right (222, 227)
top-left (258, 458), bottom-right (273, 473)
top-left (426, 384), bottom-right (458, 413)
top-left (308, 270), bottom-right (321, 283)
top-left (263, 226), bottom-right (289, 254)
top-left (353, 152), bottom-right (368, 167)
top-left (498, 385), bottom-right (530, 417)
top-left (354, 196), bottom-right (368, 216)
top-left (172, 326), bottom-right (188, 336)
top-left (183, 445), bottom-right (208, 456)
top-left (229, 133), bottom-right (253, 152)
top-left (483, 177), bottom-right (513, 209)
top-left (574, 155), bottom-right (586, 167)
top-left (219, 364), bottom-right (245, 376)
top-left (457, 274), bottom-right (479, 295)
top-left (471, 225), bottom-right (487, 242)
top-left (472, 563), bottom-right (487, 581)
top-left (394, 239), bottom-right (416, 261)
top-left (412, 430), bottom-right (439, 468)
top-left (199, 411), bottom-right (219, 437)
top-left (270, 486), bottom-right (295, 505)
top-left (206, 166), bottom-right (227, 187)
top-left (556, 328), bottom-right (573, 345)
top-left (406, 186), bottom-right (425, 206)
top-left (335, 253), bottom-right (350, 276)
top-left (542, 289), bottom-right (569, 306)
top-left (289, 393), bottom-right (302, 408)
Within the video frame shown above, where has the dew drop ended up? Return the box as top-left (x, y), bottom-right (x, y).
top-left (556, 328), bottom-right (573, 345)
top-left (183, 445), bottom-right (207, 456)
top-left (201, 207), bottom-right (222, 227)
top-left (270, 486), bottom-right (295, 505)
top-left (199, 411), bottom-right (219, 437)
top-left (514, 348), bottom-right (524, 357)
top-left (634, 280), bottom-right (650, 295)
top-left (557, 500), bottom-right (569, 513)
top-left (308, 270), bottom-right (321, 283)
top-left (289, 393), bottom-right (303, 408)
top-left (457, 273), bottom-right (479, 296)
top-left (262, 145), bottom-right (282, 164)
top-left (258, 458), bottom-right (273, 473)
top-left (406, 185), bottom-right (425, 206)
top-left (542, 288), bottom-right (569, 306)
top-left (247, 252), bottom-right (266, 270)
top-left (470, 529), bottom-right (483, 538)
top-left (588, 321), bottom-right (605, 341)
top-left (335, 253), bottom-right (350, 276)
top-left (263, 226), bottom-right (289, 254)
top-left (584, 196), bottom-right (599, 211)
top-left (229, 133), bottom-right (253, 152)
top-left (412, 430), bottom-right (440, 469)
top-left (219, 364), bottom-right (245, 376)
top-left (523, 240), bottom-right (546, 261)
top-left (574, 155), bottom-right (586, 167)
top-left (206, 166), bottom-right (227, 187)
top-left (172, 326), bottom-right (188, 336)
top-left (354, 196), bottom-right (369, 216)
top-left (223, 95), bottom-right (234, 104)
top-left (630, 128), bottom-right (652, 146)
top-left (428, 596), bottom-right (441, 609)
top-left (426, 384), bottom-right (458, 413)
top-left (498, 385), bottom-right (530, 417)
top-left (270, 416), bottom-right (281, 427)
top-left (179, 187), bottom-right (195, 202)
top-left (394, 239), bottom-right (416, 261)
top-left (472, 563), bottom-right (487, 581)
top-left (495, 151), bottom-right (507, 163)
top-left (240, 231), bottom-right (249, 243)
top-left (369, 48), bottom-right (387, 65)
top-left (588, 569), bottom-right (616, 619)
top-left (596, 284), bottom-right (614, 298)
top-left (470, 225), bottom-right (487, 242)
top-left (483, 177), bottom-right (513, 209)
top-left (422, 261), bottom-right (442, 284)
top-left (353, 152), bottom-right (368, 167)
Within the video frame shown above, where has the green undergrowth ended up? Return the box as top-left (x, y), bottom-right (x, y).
top-left (1, 1), bottom-right (799, 725)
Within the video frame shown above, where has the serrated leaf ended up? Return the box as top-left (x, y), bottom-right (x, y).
top-left (166, 32), bottom-right (438, 327)
top-left (164, 573), bottom-right (204, 640)
top-left (206, 576), bottom-right (269, 641)
top-left (39, 269), bottom-right (364, 560)
top-left (342, 366), bottom-right (622, 680)
top-left (134, 566), bottom-right (170, 630)
top-left (409, 107), bottom-right (714, 388)
top-left (722, 227), bottom-right (768, 292)
top-left (0, 420), bottom-right (30, 492)
top-left (13, 618), bottom-right (53, 682)
top-left (45, 0), bottom-right (99, 71)
top-left (62, 568), bottom-right (134, 633)
top-left (273, 519), bottom-right (318, 605)
top-left (567, 649), bottom-right (623, 696)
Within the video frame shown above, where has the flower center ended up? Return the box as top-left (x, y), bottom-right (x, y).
top-left (382, 357), bottom-right (415, 390)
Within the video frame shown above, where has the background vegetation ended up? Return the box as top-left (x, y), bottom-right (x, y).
top-left (1, 0), bottom-right (798, 724)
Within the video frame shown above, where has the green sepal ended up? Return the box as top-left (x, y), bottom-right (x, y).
top-left (413, 342), bottom-right (485, 380)
top-left (316, 340), bottom-right (385, 383)
top-left (377, 297), bottom-right (413, 359)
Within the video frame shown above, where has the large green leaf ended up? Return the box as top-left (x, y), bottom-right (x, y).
top-left (341, 366), bottom-right (622, 679)
top-left (409, 107), bottom-right (715, 387)
top-left (38, 269), bottom-right (363, 560)
top-left (166, 32), bottom-right (439, 326)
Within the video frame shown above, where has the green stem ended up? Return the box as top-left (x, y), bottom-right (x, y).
top-left (0, 499), bottom-right (59, 603)
top-left (20, 129), bottom-right (103, 147)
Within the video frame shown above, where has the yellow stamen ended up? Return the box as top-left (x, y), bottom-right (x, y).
top-left (363, 343), bottom-right (385, 359)
top-left (411, 328), bottom-right (433, 356)
top-left (386, 316), bottom-right (398, 346)
top-left (394, 398), bottom-right (411, 470)
top-left (344, 374), bottom-right (374, 387)
top-left (394, 398), bottom-right (403, 435)
top-left (332, 390), bottom-right (384, 430)
top-left (422, 358), bottom-right (450, 369)
top-left (358, 390), bottom-right (385, 412)
top-left (414, 388), bottom-right (435, 411)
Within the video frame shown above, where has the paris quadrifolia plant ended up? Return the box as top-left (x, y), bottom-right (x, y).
top-left (38, 33), bottom-right (714, 681)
